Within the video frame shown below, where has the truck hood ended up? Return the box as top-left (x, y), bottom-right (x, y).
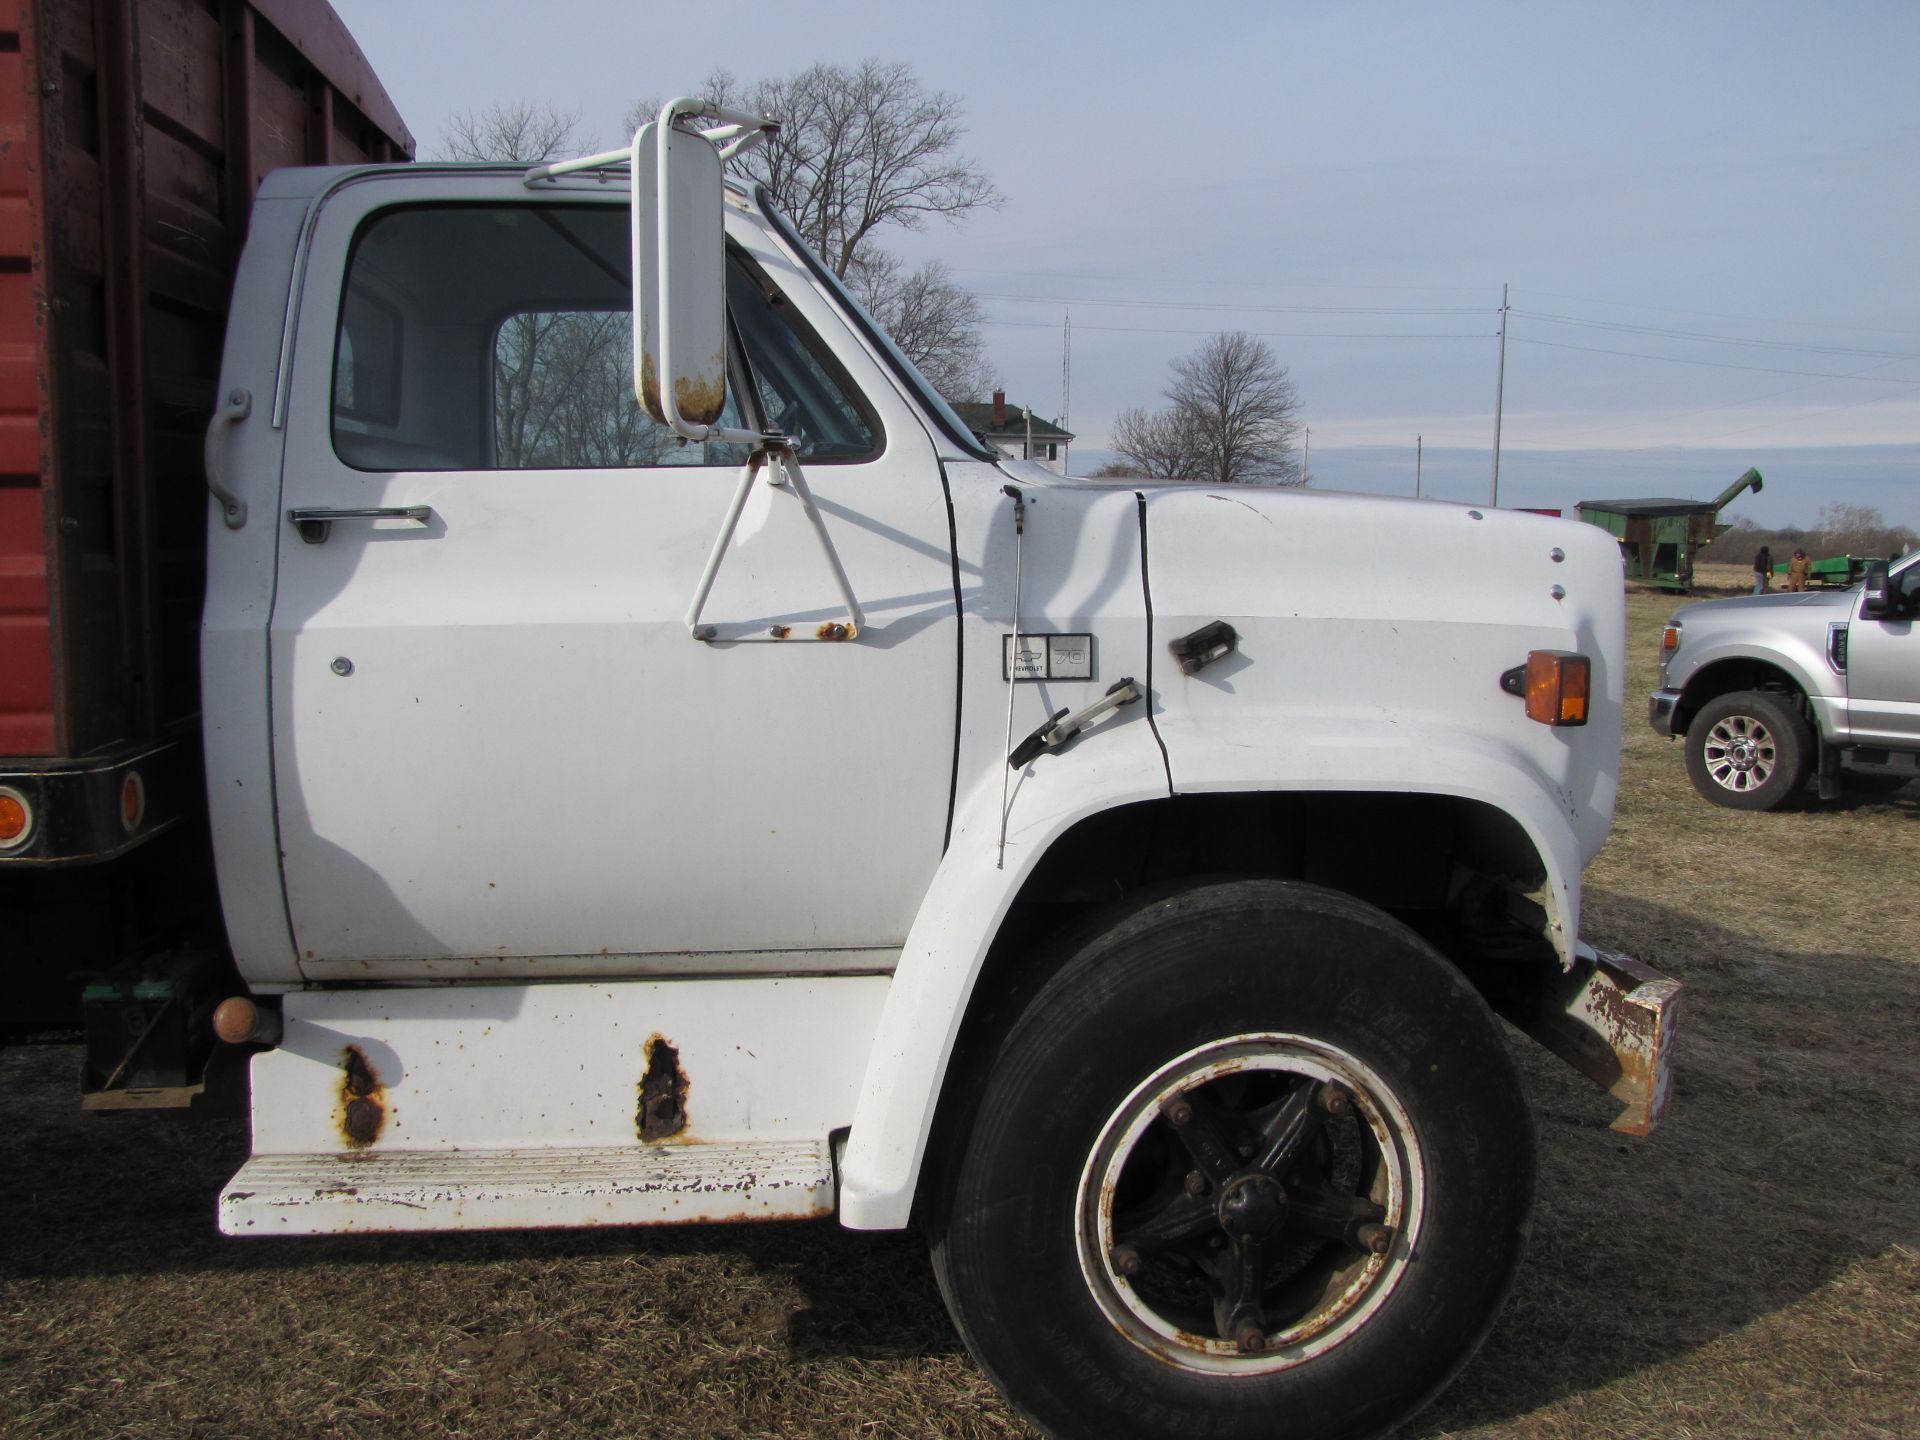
top-left (1673, 588), bottom-right (1853, 623)
top-left (1132, 483), bottom-right (1627, 865)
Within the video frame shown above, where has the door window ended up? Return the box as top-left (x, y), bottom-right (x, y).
top-left (328, 204), bottom-right (879, 471)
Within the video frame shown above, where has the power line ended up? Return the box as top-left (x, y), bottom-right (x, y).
top-left (1524, 285), bottom-right (1920, 341)
top-left (1513, 309), bottom-right (1920, 362)
top-left (1509, 336), bottom-right (1920, 385)
top-left (980, 319), bottom-right (1489, 339)
top-left (977, 291), bottom-right (1487, 317)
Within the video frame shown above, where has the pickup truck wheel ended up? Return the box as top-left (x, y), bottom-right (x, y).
top-left (1684, 689), bottom-right (1810, 810)
top-left (929, 880), bottom-right (1534, 1440)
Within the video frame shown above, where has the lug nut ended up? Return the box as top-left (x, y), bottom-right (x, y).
top-left (1165, 1099), bottom-right (1194, 1128)
top-left (1356, 1222), bottom-right (1394, 1255)
top-left (1318, 1085), bottom-right (1352, 1117)
top-left (1185, 1170), bottom-right (1209, 1198)
top-left (1236, 1324), bottom-right (1266, 1354)
top-left (1111, 1245), bottom-right (1142, 1277)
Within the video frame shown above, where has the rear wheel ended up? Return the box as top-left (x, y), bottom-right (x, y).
top-left (929, 880), bottom-right (1535, 1440)
top-left (1684, 688), bottom-right (1810, 810)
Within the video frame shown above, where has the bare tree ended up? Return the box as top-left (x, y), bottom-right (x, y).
top-left (630, 64), bottom-right (1001, 407)
top-left (439, 102), bottom-right (589, 163)
top-left (1111, 405), bottom-right (1207, 481)
top-left (1115, 333), bottom-right (1304, 486)
top-left (1168, 333), bottom-right (1304, 486)
top-left (848, 251), bottom-right (996, 402)
top-left (1814, 503), bottom-right (1917, 559)
top-left (632, 62), bottom-right (1001, 280)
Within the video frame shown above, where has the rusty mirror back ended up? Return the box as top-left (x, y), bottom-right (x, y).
top-left (630, 104), bottom-right (728, 436)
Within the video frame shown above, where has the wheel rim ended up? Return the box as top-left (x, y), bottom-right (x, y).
top-left (1702, 712), bottom-right (1778, 793)
top-left (1074, 1033), bottom-right (1425, 1376)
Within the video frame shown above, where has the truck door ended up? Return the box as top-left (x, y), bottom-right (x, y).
top-left (268, 184), bottom-right (958, 979)
top-left (1846, 556), bottom-right (1920, 748)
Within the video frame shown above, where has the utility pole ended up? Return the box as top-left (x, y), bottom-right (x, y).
top-left (1302, 426), bottom-right (1310, 486)
top-left (1416, 434), bottom-right (1422, 498)
top-left (1491, 283), bottom-right (1508, 507)
top-left (1061, 310), bottom-right (1071, 475)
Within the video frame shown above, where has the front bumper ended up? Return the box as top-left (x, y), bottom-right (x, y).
top-left (1648, 689), bottom-right (1682, 736)
top-left (1504, 948), bottom-right (1682, 1136)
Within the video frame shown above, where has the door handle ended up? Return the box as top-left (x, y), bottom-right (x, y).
top-left (287, 506), bottom-right (433, 544)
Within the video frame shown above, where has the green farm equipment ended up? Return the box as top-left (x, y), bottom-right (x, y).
top-left (1578, 468), bottom-right (1763, 591)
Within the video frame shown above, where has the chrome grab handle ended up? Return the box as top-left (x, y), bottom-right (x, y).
top-left (287, 506), bottom-right (433, 544)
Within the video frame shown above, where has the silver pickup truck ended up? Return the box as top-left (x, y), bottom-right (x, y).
top-left (1650, 551), bottom-right (1920, 807)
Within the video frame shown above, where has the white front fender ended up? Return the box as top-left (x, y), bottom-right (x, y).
top-left (837, 711), bottom-right (1169, 1229)
top-left (837, 709), bottom-right (1588, 1230)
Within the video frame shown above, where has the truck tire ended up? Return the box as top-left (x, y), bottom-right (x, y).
top-left (1684, 689), bottom-right (1810, 810)
top-left (928, 879), bottom-right (1535, 1440)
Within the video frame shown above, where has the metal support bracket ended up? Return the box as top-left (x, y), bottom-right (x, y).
top-left (684, 441), bottom-right (864, 641)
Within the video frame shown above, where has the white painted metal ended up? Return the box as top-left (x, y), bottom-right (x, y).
top-left (266, 173), bottom-right (955, 975)
top-left (221, 1142), bottom-right (834, 1235)
top-left (840, 481), bottom-right (1627, 1229)
top-left (1142, 486), bottom-right (1626, 962)
top-left (840, 466), bottom-right (1174, 1228)
top-left (245, 977), bottom-right (887, 1153)
top-left (202, 181), bottom-right (316, 986)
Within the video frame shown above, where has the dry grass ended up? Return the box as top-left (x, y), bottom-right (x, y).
top-left (4, 564), bottom-right (1917, 1438)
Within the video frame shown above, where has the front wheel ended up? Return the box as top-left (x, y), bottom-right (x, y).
top-left (1683, 688), bottom-right (1811, 810)
top-left (929, 880), bottom-right (1535, 1440)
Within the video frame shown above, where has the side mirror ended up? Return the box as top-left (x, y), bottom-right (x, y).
top-left (1860, 561), bottom-right (1892, 619)
top-left (631, 103), bottom-right (730, 434)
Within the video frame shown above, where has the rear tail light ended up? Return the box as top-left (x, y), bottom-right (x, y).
top-left (0, 787), bottom-right (31, 851)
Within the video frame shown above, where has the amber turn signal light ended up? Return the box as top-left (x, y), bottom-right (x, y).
top-left (1524, 650), bottom-right (1590, 726)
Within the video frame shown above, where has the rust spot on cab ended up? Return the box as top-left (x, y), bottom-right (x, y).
top-left (638, 1034), bottom-right (689, 1142)
top-left (815, 622), bottom-right (856, 642)
top-left (338, 1045), bottom-right (385, 1149)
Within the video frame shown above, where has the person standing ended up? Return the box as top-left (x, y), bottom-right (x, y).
top-left (1753, 544), bottom-right (1773, 594)
top-left (1786, 548), bottom-right (1813, 592)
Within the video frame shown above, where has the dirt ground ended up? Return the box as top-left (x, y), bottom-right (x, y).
top-left (3, 564), bottom-right (1916, 1439)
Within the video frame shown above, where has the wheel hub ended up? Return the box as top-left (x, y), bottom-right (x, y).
top-left (1076, 1036), bottom-right (1424, 1376)
top-left (1217, 1172), bottom-right (1287, 1239)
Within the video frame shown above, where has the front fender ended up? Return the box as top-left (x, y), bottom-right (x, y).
top-left (837, 709), bottom-right (1588, 1230)
top-left (1155, 717), bottom-right (1590, 964)
top-left (837, 706), bottom-right (1169, 1230)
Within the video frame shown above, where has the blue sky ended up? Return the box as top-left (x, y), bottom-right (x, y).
top-left (329, 1), bottom-right (1920, 526)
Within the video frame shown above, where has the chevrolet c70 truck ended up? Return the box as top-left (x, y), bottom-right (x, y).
top-left (3, 19), bottom-right (1681, 1438)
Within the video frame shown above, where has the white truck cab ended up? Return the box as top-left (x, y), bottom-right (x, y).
top-left (195, 107), bottom-right (1680, 1440)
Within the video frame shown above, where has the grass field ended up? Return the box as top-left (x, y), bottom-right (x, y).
top-left (4, 563), bottom-right (1916, 1439)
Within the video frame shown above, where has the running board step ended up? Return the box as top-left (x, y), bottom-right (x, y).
top-left (220, 1140), bottom-right (835, 1236)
